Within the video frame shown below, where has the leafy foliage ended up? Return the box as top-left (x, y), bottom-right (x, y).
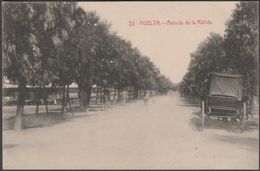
top-left (179, 1), bottom-right (258, 101)
top-left (224, 1), bottom-right (258, 98)
top-left (3, 2), bottom-right (175, 116)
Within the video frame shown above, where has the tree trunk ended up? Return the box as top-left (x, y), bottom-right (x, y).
top-left (99, 87), bottom-right (102, 104)
top-left (86, 83), bottom-right (92, 109)
top-left (77, 60), bottom-right (94, 111)
top-left (43, 85), bottom-right (49, 116)
top-left (117, 88), bottom-right (121, 102)
top-left (35, 99), bottom-right (40, 115)
top-left (14, 81), bottom-right (26, 131)
top-left (78, 86), bottom-right (87, 110)
top-left (133, 87), bottom-right (139, 100)
top-left (107, 88), bottom-right (110, 102)
top-left (35, 87), bottom-right (40, 115)
top-left (96, 86), bottom-right (99, 104)
top-left (102, 87), bottom-right (105, 109)
top-left (66, 85), bottom-right (73, 115)
top-left (98, 86), bottom-right (102, 104)
top-left (129, 87), bottom-right (133, 100)
top-left (138, 89), bottom-right (142, 99)
top-left (113, 88), bottom-right (117, 105)
top-left (61, 85), bottom-right (66, 115)
top-left (78, 81), bottom-right (92, 112)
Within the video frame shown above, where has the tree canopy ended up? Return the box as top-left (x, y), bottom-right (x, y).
top-left (179, 1), bottom-right (258, 101)
top-left (2, 2), bottom-right (175, 129)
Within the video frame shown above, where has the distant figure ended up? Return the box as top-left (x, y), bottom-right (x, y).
top-left (144, 91), bottom-right (150, 105)
top-left (122, 90), bottom-right (128, 105)
top-left (103, 88), bottom-right (111, 108)
top-left (53, 99), bottom-right (57, 105)
top-left (40, 99), bottom-right (44, 105)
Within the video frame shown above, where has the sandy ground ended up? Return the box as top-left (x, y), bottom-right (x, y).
top-left (3, 94), bottom-right (259, 169)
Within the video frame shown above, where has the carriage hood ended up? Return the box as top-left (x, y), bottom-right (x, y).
top-left (209, 72), bottom-right (243, 101)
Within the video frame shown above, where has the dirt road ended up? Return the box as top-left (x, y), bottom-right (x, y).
top-left (3, 94), bottom-right (259, 169)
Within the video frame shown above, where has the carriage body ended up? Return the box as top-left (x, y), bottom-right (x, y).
top-left (201, 72), bottom-right (247, 132)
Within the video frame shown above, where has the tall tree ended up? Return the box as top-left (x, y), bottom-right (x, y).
top-left (45, 2), bottom-right (77, 114)
top-left (224, 1), bottom-right (258, 101)
top-left (3, 3), bottom-right (41, 130)
top-left (70, 9), bottom-right (111, 111)
top-left (28, 3), bottom-right (57, 115)
top-left (179, 33), bottom-right (226, 97)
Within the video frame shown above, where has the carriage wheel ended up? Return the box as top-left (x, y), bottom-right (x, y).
top-left (240, 118), bottom-right (245, 133)
top-left (240, 102), bottom-right (247, 133)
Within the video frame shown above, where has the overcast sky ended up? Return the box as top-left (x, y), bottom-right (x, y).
top-left (78, 2), bottom-right (238, 84)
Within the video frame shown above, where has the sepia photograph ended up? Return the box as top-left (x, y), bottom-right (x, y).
top-left (2, 1), bottom-right (259, 169)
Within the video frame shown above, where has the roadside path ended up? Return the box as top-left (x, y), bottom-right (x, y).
top-left (3, 94), bottom-right (259, 169)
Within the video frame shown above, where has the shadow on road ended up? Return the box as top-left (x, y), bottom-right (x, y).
top-left (3, 144), bottom-right (18, 149)
top-left (3, 112), bottom-right (71, 131)
top-left (3, 105), bottom-right (108, 131)
top-left (190, 111), bottom-right (259, 153)
top-left (190, 111), bottom-right (259, 133)
top-left (212, 134), bottom-right (259, 152)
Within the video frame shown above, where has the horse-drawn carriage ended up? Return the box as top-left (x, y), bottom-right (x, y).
top-left (201, 72), bottom-right (249, 132)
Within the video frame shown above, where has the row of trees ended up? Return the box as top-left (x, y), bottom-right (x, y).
top-left (2, 2), bottom-right (175, 130)
top-left (179, 1), bottom-right (258, 101)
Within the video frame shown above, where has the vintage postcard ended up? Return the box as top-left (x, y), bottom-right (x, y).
top-left (2, 1), bottom-right (259, 169)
